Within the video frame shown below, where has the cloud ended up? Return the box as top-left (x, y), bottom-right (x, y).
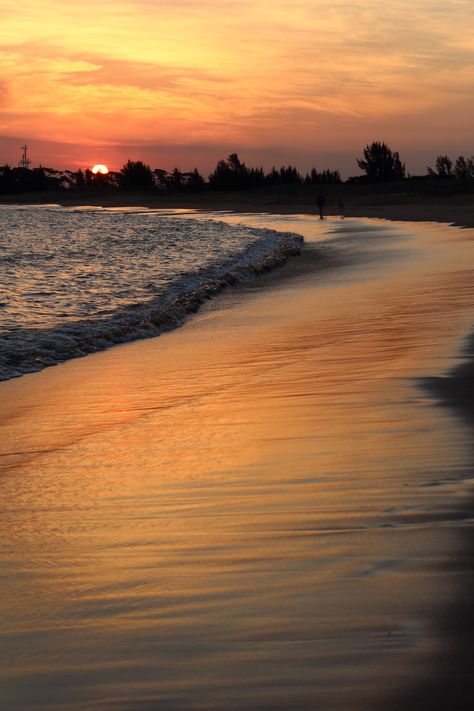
top-left (1, 0), bottom-right (474, 172)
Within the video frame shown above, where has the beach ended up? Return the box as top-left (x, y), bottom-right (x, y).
top-left (3, 180), bottom-right (474, 228)
top-left (1, 212), bottom-right (474, 709)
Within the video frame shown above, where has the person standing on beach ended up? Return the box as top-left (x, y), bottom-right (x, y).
top-left (338, 193), bottom-right (344, 218)
top-left (316, 192), bottom-right (326, 219)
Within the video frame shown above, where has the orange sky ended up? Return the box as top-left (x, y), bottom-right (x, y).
top-left (1, 0), bottom-right (473, 175)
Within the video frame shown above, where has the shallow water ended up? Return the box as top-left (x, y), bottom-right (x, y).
top-left (0, 215), bottom-right (473, 709)
top-left (0, 205), bottom-right (301, 379)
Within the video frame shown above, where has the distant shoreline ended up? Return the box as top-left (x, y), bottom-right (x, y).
top-left (1, 181), bottom-right (474, 228)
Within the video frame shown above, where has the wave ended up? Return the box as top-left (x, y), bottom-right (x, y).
top-left (0, 227), bottom-right (303, 380)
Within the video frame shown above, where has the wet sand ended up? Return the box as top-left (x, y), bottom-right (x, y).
top-left (1, 216), bottom-right (473, 709)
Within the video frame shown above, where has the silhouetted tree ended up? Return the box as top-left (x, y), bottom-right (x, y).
top-left (208, 153), bottom-right (252, 190)
top-left (84, 169), bottom-right (94, 187)
top-left (436, 155), bottom-right (453, 177)
top-left (151, 166), bottom-right (206, 192)
top-left (120, 160), bottom-right (154, 190)
top-left (306, 167), bottom-right (342, 184)
top-left (248, 166), bottom-right (266, 187)
top-left (43, 168), bottom-right (75, 190)
top-left (0, 165), bottom-right (15, 193)
top-left (427, 155), bottom-right (453, 178)
top-left (75, 169), bottom-right (86, 189)
top-left (464, 156), bottom-right (474, 179)
top-left (77, 168), bottom-right (116, 190)
top-left (187, 168), bottom-right (206, 192)
top-left (451, 156), bottom-right (474, 181)
top-left (278, 165), bottom-right (302, 183)
top-left (454, 156), bottom-right (469, 180)
top-left (208, 159), bottom-right (232, 189)
top-left (59, 170), bottom-right (75, 190)
top-left (227, 153), bottom-right (243, 174)
top-left (357, 142), bottom-right (406, 181)
top-left (95, 171), bottom-right (115, 189)
top-left (0, 165), bottom-right (62, 193)
top-left (266, 166), bottom-right (281, 186)
top-left (30, 167), bottom-right (50, 191)
top-left (153, 169), bottom-right (168, 191)
top-left (169, 167), bottom-right (184, 191)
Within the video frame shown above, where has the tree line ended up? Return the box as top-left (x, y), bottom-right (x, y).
top-left (427, 154), bottom-right (474, 180)
top-left (1, 143), bottom-right (473, 194)
top-left (0, 152), bottom-right (341, 194)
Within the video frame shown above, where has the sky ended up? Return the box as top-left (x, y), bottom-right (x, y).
top-left (1, 0), bottom-right (473, 176)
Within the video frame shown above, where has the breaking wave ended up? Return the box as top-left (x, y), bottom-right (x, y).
top-left (0, 207), bottom-right (302, 380)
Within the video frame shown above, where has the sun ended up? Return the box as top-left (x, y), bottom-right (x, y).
top-left (91, 164), bottom-right (109, 174)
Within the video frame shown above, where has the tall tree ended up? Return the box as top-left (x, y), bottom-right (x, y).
top-left (170, 167), bottom-right (184, 190)
top-left (454, 156), bottom-right (469, 180)
top-left (357, 142), bottom-right (405, 181)
top-left (187, 168), bottom-right (206, 192)
top-left (427, 155), bottom-right (453, 178)
top-left (208, 153), bottom-right (251, 190)
top-left (120, 160), bottom-right (154, 190)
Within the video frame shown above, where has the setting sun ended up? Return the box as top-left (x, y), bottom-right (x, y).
top-left (91, 164), bottom-right (109, 175)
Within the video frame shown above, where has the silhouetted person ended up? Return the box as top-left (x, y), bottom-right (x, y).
top-left (338, 193), bottom-right (344, 218)
top-left (316, 192), bottom-right (326, 219)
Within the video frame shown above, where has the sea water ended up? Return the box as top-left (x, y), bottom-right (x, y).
top-left (0, 205), bottom-right (302, 380)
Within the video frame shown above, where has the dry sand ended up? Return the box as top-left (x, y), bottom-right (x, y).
top-left (0, 214), bottom-right (473, 709)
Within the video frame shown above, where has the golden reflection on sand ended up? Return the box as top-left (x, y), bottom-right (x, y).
top-left (0, 218), bottom-right (473, 709)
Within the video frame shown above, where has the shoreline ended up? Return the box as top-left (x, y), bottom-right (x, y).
top-left (2, 187), bottom-right (474, 228)
top-left (2, 199), bottom-right (473, 422)
top-left (2, 199), bottom-right (473, 418)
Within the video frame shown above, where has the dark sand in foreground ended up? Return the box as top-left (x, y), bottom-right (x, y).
top-left (0, 214), bottom-right (473, 709)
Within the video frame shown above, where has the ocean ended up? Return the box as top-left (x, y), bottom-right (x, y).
top-left (0, 205), bottom-right (302, 380)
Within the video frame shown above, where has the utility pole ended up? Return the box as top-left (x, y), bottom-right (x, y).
top-left (19, 144), bottom-right (31, 169)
